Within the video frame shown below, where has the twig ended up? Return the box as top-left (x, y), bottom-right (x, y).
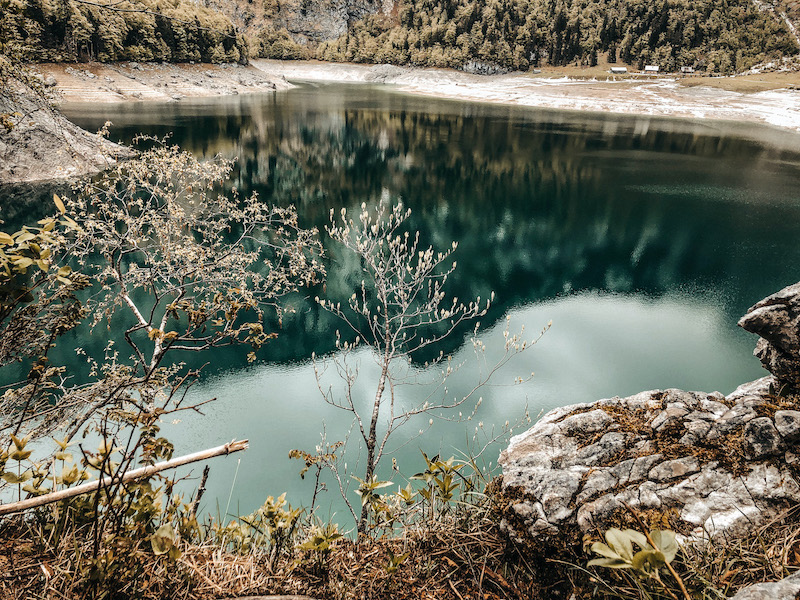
top-left (190, 464), bottom-right (210, 518)
top-left (0, 439), bottom-right (248, 516)
top-left (447, 577), bottom-right (465, 600)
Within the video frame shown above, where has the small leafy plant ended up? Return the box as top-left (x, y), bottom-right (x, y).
top-left (588, 526), bottom-right (691, 600)
top-left (298, 520), bottom-right (344, 574)
top-left (589, 528), bottom-right (678, 572)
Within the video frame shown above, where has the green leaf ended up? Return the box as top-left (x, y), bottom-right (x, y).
top-left (590, 541), bottom-right (626, 562)
top-left (605, 529), bottom-right (635, 561)
top-left (622, 528), bottom-right (649, 551)
top-left (9, 449), bottom-right (32, 462)
top-left (2, 470), bottom-right (32, 484)
top-left (587, 557), bottom-right (631, 569)
top-left (10, 433), bottom-right (30, 451)
top-left (631, 549), bottom-right (658, 572)
top-left (53, 194), bottom-right (66, 215)
top-left (150, 524), bottom-right (177, 555)
top-left (13, 257), bottom-right (33, 270)
top-left (650, 530), bottom-right (678, 563)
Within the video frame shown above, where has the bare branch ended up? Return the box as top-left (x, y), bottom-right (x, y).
top-left (0, 439), bottom-right (248, 516)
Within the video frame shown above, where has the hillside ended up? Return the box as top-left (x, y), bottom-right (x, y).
top-left (0, 0), bottom-right (248, 63)
top-left (216, 0), bottom-right (800, 74)
top-left (311, 0), bottom-right (800, 73)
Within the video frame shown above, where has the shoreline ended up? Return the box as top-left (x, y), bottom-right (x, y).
top-left (35, 59), bottom-right (800, 134)
top-left (251, 59), bottom-right (800, 134)
top-left (35, 61), bottom-right (292, 103)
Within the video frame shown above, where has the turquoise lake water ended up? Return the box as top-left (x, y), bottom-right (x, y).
top-left (7, 82), bottom-right (800, 526)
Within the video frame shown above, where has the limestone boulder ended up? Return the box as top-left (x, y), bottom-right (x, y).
top-left (739, 282), bottom-right (800, 387)
top-left (729, 570), bottom-right (800, 600)
top-left (499, 377), bottom-right (800, 543)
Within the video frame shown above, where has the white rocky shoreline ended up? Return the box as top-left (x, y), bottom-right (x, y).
top-left (249, 59), bottom-right (800, 134)
top-left (4, 58), bottom-right (799, 185)
top-left (35, 59), bottom-right (800, 135)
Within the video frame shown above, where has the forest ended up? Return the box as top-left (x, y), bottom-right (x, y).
top-left (1, 0), bottom-right (797, 74)
top-left (0, 0), bottom-right (248, 63)
top-left (309, 0), bottom-right (800, 73)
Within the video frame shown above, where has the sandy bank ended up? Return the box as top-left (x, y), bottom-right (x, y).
top-left (35, 61), bottom-right (291, 103)
top-left (252, 59), bottom-right (800, 134)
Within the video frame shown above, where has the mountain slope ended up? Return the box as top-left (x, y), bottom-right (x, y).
top-left (311, 0), bottom-right (799, 73)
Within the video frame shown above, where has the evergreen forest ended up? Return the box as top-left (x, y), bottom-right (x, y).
top-left (1, 0), bottom-right (248, 63)
top-left (311, 0), bottom-right (799, 73)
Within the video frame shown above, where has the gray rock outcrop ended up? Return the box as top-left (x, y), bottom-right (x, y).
top-left (499, 282), bottom-right (800, 545)
top-left (1, 91), bottom-right (131, 184)
top-left (739, 282), bottom-right (800, 387)
top-left (729, 570), bottom-right (800, 600)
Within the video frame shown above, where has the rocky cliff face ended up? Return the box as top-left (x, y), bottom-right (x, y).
top-left (0, 92), bottom-right (132, 185)
top-left (202, 0), bottom-right (393, 43)
top-left (499, 281), bottom-right (800, 546)
top-left (739, 282), bottom-right (800, 387)
top-left (281, 0), bottom-right (390, 43)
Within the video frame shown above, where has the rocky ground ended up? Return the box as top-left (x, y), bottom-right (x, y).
top-left (499, 281), bottom-right (800, 598)
top-left (253, 59), bottom-right (800, 134)
top-left (0, 92), bottom-right (132, 184)
top-left (34, 61), bottom-right (292, 103)
top-left (0, 62), bottom-right (291, 185)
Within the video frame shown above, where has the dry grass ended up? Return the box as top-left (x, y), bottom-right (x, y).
top-left (0, 490), bottom-right (567, 600)
top-left (515, 54), bottom-right (800, 92)
top-left (3, 492), bottom-right (800, 600)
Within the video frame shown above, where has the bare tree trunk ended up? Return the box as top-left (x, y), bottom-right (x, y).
top-left (359, 358), bottom-right (389, 535)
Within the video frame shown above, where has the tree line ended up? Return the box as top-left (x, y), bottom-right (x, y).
top-left (0, 0), bottom-right (247, 63)
top-left (326, 0), bottom-right (799, 73)
top-left (256, 0), bottom-right (799, 74)
top-left (2, 0), bottom-right (797, 74)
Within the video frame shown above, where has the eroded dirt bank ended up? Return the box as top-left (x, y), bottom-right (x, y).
top-left (35, 61), bottom-right (292, 103)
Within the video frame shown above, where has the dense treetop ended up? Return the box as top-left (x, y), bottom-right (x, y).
top-left (0, 0), bottom-right (247, 63)
top-left (309, 0), bottom-right (799, 73)
top-left (0, 0), bottom-right (797, 74)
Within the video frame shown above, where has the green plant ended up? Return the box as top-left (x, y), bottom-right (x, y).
top-left (588, 526), bottom-right (691, 600)
top-left (385, 548), bottom-right (410, 574)
top-left (353, 474), bottom-right (395, 531)
top-left (298, 520), bottom-right (344, 574)
top-left (214, 492), bottom-right (303, 567)
top-left (411, 452), bottom-right (464, 519)
top-left (289, 436), bottom-right (345, 513)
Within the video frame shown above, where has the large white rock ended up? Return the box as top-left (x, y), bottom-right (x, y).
top-left (499, 378), bottom-right (800, 542)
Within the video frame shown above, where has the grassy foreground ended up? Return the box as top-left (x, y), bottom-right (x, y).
top-left (1, 472), bottom-right (799, 600)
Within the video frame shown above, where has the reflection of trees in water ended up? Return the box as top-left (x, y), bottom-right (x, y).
top-left (52, 93), bottom-right (800, 368)
top-left (0, 181), bottom-right (72, 228)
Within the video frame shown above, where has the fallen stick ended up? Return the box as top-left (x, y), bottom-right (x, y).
top-left (0, 439), bottom-right (248, 517)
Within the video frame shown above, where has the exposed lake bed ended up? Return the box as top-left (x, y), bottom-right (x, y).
top-left (34, 59), bottom-right (800, 133)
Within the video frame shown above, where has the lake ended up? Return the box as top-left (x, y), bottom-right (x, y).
top-left (11, 82), bottom-right (800, 526)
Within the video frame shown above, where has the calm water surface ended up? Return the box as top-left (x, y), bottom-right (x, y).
top-left (22, 83), bottom-right (800, 523)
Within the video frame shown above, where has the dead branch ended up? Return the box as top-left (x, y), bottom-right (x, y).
top-left (0, 439), bottom-right (248, 516)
